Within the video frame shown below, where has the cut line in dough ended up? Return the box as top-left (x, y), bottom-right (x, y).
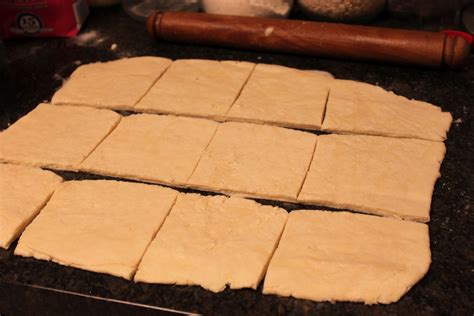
top-left (15, 180), bottom-right (178, 280)
top-left (81, 114), bottom-right (219, 187)
top-left (188, 121), bottom-right (317, 201)
top-left (227, 63), bottom-right (333, 130)
top-left (134, 193), bottom-right (288, 292)
top-left (136, 59), bottom-right (255, 121)
top-left (0, 104), bottom-right (121, 171)
top-left (0, 163), bottom-right (63, 249)
top-left (51, 57), bottom-right (172, 110)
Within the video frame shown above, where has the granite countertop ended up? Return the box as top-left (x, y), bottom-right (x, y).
top-left (0, 6), bottom-right (473, 315)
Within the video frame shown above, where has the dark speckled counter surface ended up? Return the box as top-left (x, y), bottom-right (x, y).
top-left (0, 6), bottom-right (473, 316)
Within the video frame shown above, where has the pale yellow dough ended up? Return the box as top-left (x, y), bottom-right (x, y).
top-left (188, 122), bottom-right (317, 201)
top-left (136, 59), bottom-right (255, 120)
top-left (263, 210), bottom-right (431, 304)
top-left (0, 163), bottom-right (63, 249)
top-left (15, 180), bottom-right (178, 280)
top-left (298, 134), bottom-right (446, 222)
top-left (227, 64), bottom-right (332, 130)
top-left (81, 114), bottom-right (218, 186)
top-left (0, 104), bottom-right (121, 171)
top-left (134, 193), bottom-right (288, 292)
top-left (51, 57), bottom-right (172, 110)
top-left (322, 80), bottom-right (452, 141)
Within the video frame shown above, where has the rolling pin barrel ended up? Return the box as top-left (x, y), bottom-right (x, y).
top-left (147, 12), bottom-right (470, 69)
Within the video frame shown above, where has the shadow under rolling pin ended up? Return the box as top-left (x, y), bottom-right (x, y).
top-left (147, 11), bottom-right (472, 69)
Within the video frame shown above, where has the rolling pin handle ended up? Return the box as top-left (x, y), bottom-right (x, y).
top-left (147, 11), bottom-right (163, 39)
top-left (442, 34), bottom-right (471, 69)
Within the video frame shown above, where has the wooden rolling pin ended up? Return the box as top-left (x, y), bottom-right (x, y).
top-left (147, 11), bottom-right (471, 69)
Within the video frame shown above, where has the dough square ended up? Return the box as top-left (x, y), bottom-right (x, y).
top-left (0, 104), bottom-right (121, 171)
top-left (298, 134), bottom-right (446, 222)
top-left (81, 114), bottom-right (218, 186)
top-left (135, 59), bottom-right (255, 120)
top-left (15, 180), bottom-right (178, 280)
top-left (187, 122), bottom-right (317, 201)
top-left (134, 193), bottom-right (288, 292)
top-left (0, 163), bottom-right (63, 249)
top-left (263, 210), bottom-right (431, 304)
top-left (322, 80), bottom-right (452, 141)
top-left (51, 57), bottom-right (172, 110)
top-left (227, 64), bottom-right (332, 130)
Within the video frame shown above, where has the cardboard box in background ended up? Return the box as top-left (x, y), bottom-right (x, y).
top-left (0, 0), bottom-right (89, 39)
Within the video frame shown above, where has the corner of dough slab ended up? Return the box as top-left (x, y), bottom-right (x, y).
top-left (51, 56), bottom-right (173, 109)
top-left (0, 163), bottom-right (63, 249)
top-left (322, 79), bottom-right (453, 141)
top-left (262, 210), bottom-right (431, 304)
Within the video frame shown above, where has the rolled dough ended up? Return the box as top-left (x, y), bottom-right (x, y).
top-left (15, 180), bottom-right (178, 280)
top-left (0, 104), bottom-right (121, 171)
top-left (227, 64), bottom-right (332, 130)
top-left (0, 163), bottom-right (63, 249)
top-left (322, 79), bottom-right (452, 141)
top-left (51, 57), bottom-right (172, 110)
top-left (134, 193), bottom-right (288, 292)
top-left (187, 122), bottom-right (317, 201)
top-left (136, 59), bottom-right (255, 120)
top-left (263, 210), bottom-right (431, 304)
top-left (298, 134), bottom-right (446, 222)
top-left (81, 114), bottom-right (218, 186)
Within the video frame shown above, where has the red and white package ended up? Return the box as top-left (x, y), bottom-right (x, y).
top-left (0, 0), bottom-right (89, 39)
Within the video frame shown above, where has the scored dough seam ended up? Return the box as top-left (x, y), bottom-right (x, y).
top-left (296, 199), bottom-right (426, 222)
top-left (223, 63), bottom-right (258, 119)
top-left (296, 137), bottom-right (319, 198)
top-left (78, 114), bottom-right (123, 167)
top-left (185, 123), bottom-right (221, 184)
top-left (4, 176), bottom-right (62, 248)
top-left (319, 88), bottom-right (331, 127)
top-left (132, 61), bottom-right (174, 109)
top-left (70, 165), bottom-right (432, 223)
top-left (257, 212), bottom-right (289, 286)
top-left (131, 193), bottom-right (179, 281)
top-left (320, 129), bottom-right (448, 142)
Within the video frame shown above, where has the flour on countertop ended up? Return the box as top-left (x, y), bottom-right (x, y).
top-left (73, 31), bottom-right (106, 47)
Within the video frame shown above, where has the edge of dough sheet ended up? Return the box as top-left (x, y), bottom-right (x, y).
top-left (14, 243), bottom-right (138, 280)
top-left (295, 198), bottom-right (431, 223)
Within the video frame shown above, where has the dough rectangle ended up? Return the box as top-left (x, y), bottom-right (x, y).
top-left (227, 64), bottom-right (332, 130)
top-left (51, 57), bottom-right (172, 110)
top-left (263, 210), bottom-right (431, 304)
top-left (81, 114), bottom-right (219, 186)
top-left (136, 59), bottom-right (255, 120)
top-left (0, 163), bottom-right (63, 249)
top-left (298, 134), bottom-right (446, 222)
top-left (0, 104), bottom-right (121, 171)
top-left (134, 193), bottom-right (288, 292)
top-left (187, 122), bottom-right (317, 201)
top-left (15, 180), bottom-right (178, 280)
top-left (322, 80), bottom-right (452, 141)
